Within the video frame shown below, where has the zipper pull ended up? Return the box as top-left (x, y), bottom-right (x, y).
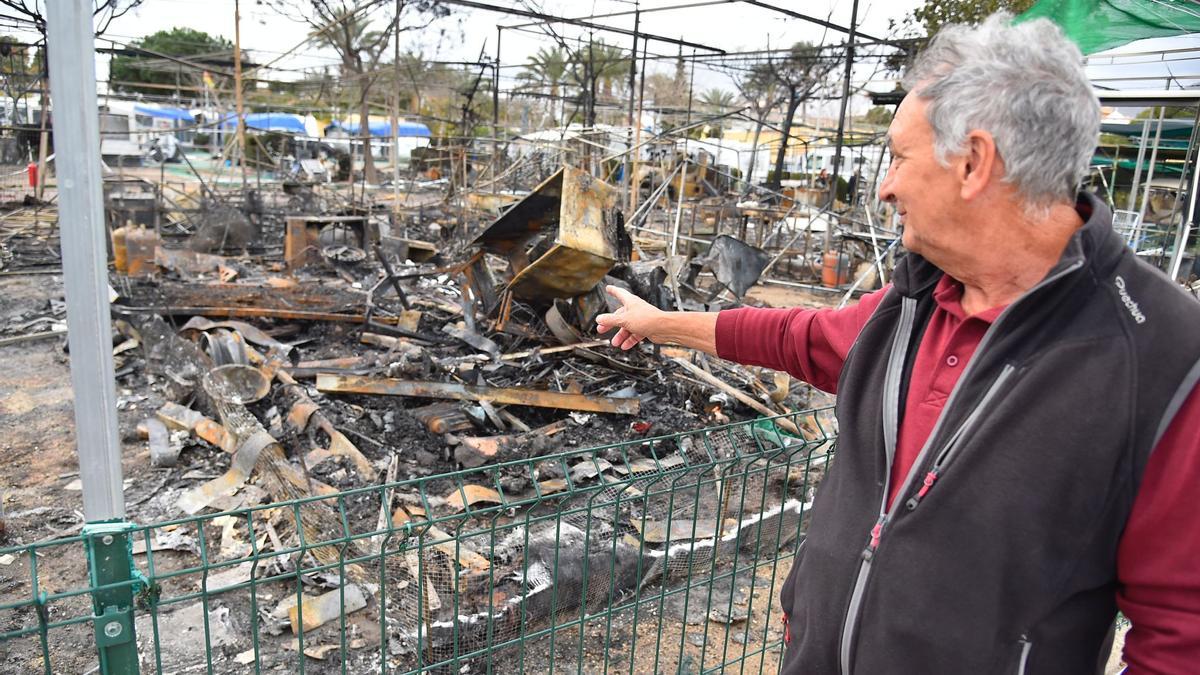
top-left (781, 613), bottom-right (791, 644)
top-left (861, 516), bottom-right (886, 561)
top-left (905, 470), bottom-right (940, 511)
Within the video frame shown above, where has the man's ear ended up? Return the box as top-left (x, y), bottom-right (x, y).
top-left (958, 130), bottom-right (998, 201)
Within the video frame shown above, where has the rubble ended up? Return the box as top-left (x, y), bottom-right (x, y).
top-left (316, 374), bottom-right (642, 415)
top-left (1, 149), bottom-right (857, 672)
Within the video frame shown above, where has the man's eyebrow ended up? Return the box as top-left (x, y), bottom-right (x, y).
top-left (885, 135), bottom-right (898, 153)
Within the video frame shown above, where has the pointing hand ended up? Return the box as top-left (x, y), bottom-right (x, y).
top-left (595, 285), bottom-right (662, 351)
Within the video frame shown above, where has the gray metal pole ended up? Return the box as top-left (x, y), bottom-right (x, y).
top-left (392, 0), bottom-right (401, 208)
top-left (623, 7), bottom-right (639, 211)
top-left (46, 0), bottom-right (124, 521)
top-left (1127, 114), bottom-right (1151, 212)
top-left (1136, 107), bottom-right (1166, 233)
top-left (827, 0), bottom-right (859, 251)
top-left (1170, 139), bottom-right (1200, 281)
top-left (492, 26), bottom-right (500, 194)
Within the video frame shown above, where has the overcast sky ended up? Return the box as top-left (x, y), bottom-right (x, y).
top-left (10, 0), bottom-right (1200, 117)
top-left (97, 0), bottom-right (926, 110)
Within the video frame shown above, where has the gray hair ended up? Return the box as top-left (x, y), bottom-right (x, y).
top-left (902, 13), bottom-right (1100, 209)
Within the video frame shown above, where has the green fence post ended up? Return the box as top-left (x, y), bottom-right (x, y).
top-left (84, 522), bottom-right (140, 675)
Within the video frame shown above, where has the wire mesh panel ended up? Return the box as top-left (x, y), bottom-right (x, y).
top-left (1112, 208), bottom-right (1176, 256)
top-left (0, 164), bottom-right (32, 204)
top-left (0, 410), bottom-right (835, 674)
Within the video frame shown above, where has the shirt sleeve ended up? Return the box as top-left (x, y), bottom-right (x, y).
top-left (713, 286), bottom-right (891, 394)
top-left (1117, 382), bottom-right (1200, 673)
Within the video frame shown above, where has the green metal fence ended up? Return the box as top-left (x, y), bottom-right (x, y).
top-left (0, 409), bottom-right (835, 674)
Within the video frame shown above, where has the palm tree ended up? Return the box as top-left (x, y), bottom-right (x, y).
top-left (699, 88), bottom-right (735, 112)
top-left (398, 51), bottom-right (433, 115)
top-left (562, 39), bottom-right (628, 127)
top-left (518, 46), bottom-right (569, 126)
top-left (591, 41), bottom-right (629, 101)
top-left (697, 88), bottom-right (736, 139)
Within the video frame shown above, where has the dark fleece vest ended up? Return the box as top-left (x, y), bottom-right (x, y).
top-left (779, 193), bottom-right (1200, 675)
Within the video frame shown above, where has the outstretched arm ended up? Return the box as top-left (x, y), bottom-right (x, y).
top-left (598, 283), bottom-right (892, 394)
top-left (594, 286), bottom-right (718, 355)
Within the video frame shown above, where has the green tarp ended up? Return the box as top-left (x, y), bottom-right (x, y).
top-left (1091, 155), bottom-right (1185, 174)
top-left (1100, 119), bottom-right (1195, 140)
top-left (1017, 0), bottom-right (1200, 54)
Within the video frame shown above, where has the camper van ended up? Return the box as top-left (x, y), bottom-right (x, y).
top-left (98, 100), bottom-right (193, 164)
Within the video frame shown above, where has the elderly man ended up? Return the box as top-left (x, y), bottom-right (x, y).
top-left (596, 14), bottom-right (1200, 675)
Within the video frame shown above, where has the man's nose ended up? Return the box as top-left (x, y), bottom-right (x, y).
top-left (878, 170), bottom-right (896, 204)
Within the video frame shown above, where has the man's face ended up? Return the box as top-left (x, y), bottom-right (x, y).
top-left (878, 94), bottom-right (967, 259)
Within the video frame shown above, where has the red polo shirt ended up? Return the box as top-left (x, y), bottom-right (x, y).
top-left (715, 277), bottom-right (1200, 673)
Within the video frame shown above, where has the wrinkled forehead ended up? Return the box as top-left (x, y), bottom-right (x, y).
top-left (886, 94), bottom-right (933, 148)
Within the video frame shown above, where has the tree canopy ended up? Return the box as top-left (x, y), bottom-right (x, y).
top-left (109, 27), bottom-right (233, 97)
top-left (862, 106), bottom-right (893, 126)
top-left (889, 0), bottom-right (1037, 70)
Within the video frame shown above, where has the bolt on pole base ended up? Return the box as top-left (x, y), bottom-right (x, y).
top-left (83, 522), bottom-right (141, 675)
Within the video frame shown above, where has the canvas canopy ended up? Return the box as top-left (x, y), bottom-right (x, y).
top-left (336, 120), bottom-right (432, 138)
top-left (133, 105), bottom-right (194, 122)
top-left (220, 112), bottom-right (308, 134)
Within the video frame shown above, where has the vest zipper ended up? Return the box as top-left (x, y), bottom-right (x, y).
top-left (904, 364), bottom-right (1016, 512)
top-left (837, 260), bottom-right (1082, 675)
top-left (838, 296), bottom-right (917, 675)
top-left (1017, 635), bottom-right (1033, 675)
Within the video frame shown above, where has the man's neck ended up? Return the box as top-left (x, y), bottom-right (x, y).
top-left (950, 202), bottom-right (1083, 316)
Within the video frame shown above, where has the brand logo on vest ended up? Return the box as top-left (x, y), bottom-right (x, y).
top-left (1114, 276), bottom-right (1146, 324)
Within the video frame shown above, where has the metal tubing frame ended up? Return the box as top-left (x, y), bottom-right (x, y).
top-left (827, 0), bottom-right (860, 252)
top-left (1171, 122), bottom-right (1200, 280)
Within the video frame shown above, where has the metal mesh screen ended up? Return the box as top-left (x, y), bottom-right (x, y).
top-left (0, 409), bottom-right (835, 675)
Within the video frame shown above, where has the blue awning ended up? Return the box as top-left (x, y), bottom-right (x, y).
top-left (134, 105), bottom-right (195, 122)
top-left (219, 112), bottom-right (308, 134)
top-left (336, 119), bottom-right (432, 138)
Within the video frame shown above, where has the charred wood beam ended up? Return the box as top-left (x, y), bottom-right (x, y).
top-left (316, 374), bottom-right (640, 415)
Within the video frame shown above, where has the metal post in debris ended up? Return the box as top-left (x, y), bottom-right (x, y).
top-left (669, 51), bottom-right (697, 261)
top-left (623, 6), bottom-right (639, 211)
top-left (629, 39), bottom-right (648, 216)
top-left (393, 0), bottom-right (402, 210)
top-left (1137, 107), bottom-right (1166, 235)
top-left (1170, 116), bottom-right (1200, 281)
top-left (1127, 112), bottom-right (1152, 212)
top-left (45, 0), bottom-right (139, 672)
top-left (827, 0), bottom-right (859, 250)
top-left (234, 0), bottom-right (248, 188)
top-left (35, 70), bottom-right (49, 201)
top-left (493, 26), bottom-right (501, 194)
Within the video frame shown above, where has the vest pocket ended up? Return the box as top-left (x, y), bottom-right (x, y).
top-left (779, 539), bottom-right (806, 615)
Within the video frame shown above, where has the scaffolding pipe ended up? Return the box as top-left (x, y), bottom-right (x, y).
top-left (234, 0), bottom-right (247, 187)
top-left (439, 0), bottom-right (724, 53)
top-left (1136, 107), bottom-right (1166, 232)
top-left (623, 7), bottom-right (639, 212)
top-left (1171, 130), bottom-right (1200, 281)
top-left (827, 0), bottom-right (859, 251)
top-left (490, 27), bottom-right (501, 194)
top-left (1127, 113), bottom-right (1152, 212)
top-left (393, 0), bottom-right (402, 206)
